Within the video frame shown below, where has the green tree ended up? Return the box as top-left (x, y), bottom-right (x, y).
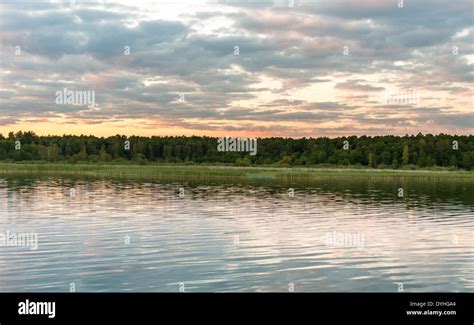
top-left (47, 144), bottom-right (61, 161)
top-left (277, 155), bottom-right (292, 166)
top-left (461, 152), bottom-right (474, 170)
top-left (402, 144), bottom-right (409, 165)
top-left (368, 152), bottom-right (374, 168)
top-left (0, 133), bottom-right (472, 170)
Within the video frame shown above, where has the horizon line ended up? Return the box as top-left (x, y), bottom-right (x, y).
top-left (1, 130), bottom-right (472, 140)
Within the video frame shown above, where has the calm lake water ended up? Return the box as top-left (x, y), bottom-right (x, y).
top-left (0, 175), bottom-right (473, 292)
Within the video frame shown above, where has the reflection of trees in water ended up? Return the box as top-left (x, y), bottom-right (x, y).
top-left (1, 175), bottom-right (473, 210)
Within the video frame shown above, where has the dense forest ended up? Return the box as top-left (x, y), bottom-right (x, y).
top-left (1, 131), bottom-right (473, 170)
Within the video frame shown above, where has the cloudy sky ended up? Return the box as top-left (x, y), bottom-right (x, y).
top-left (0, 0), bottom-right (473, 137)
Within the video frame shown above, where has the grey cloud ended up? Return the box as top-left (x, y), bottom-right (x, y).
top-left (0, 0), bottom-right (472, 136)
top-left (335, 80), bottom-right (385, 92)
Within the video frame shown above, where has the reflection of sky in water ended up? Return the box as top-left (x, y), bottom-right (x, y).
top-left (0, 177), bottom-right (472, 292)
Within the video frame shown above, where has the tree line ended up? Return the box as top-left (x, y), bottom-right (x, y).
top-left (1, 131), bottom-right (473, 170)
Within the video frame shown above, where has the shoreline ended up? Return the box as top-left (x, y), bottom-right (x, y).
top-left (1, 162), bottom-right (473, 180)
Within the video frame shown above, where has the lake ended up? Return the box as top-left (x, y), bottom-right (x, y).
top-left (0, 175), bottom-right (473, 292)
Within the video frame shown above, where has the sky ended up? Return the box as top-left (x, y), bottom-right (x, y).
top-left (0, 0), bottom-right (473, 138)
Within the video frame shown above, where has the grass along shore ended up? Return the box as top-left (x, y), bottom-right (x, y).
top-left (1, 162), bottom-right (473, 181)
